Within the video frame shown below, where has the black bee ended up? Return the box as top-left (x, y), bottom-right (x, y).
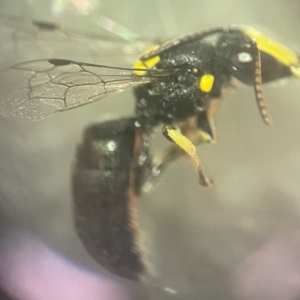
top-left (1, 15), bottom-right (299, 279)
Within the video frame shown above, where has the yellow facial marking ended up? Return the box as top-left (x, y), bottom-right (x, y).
top-left (244, 28), bottom-right (299, 67)
top-left (133, 45), bottom-right (160, 76)
top-left (199, 74), bottom-right (215, 93)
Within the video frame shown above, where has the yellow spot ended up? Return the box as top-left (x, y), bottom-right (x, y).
top-left (290, 65), bottom-right (300, 78)
top-left (199, 74), bottom-right (215, 93)
top-left (133, 60), bottom-right (147, 76)
top-left (166, 128), bottom-right (196, 155)
top-left (133, 55), bottom-right (160, 76)
top-left (133, 45), bottom-right (160, 76)
top-left (198, 130), bottom-right (212, 143)
top-left (244, 28), bottom-right (299, 67)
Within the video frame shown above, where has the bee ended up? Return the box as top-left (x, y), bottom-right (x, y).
top-left (1, 15), bottom-right (299, 280)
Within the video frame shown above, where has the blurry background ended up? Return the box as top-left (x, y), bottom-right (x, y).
top-left (0, 0), bottom-right (300, 299)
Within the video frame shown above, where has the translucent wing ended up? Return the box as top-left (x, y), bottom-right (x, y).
top-left (0, 59), bottom-right (170, 121)
top-left (0, 15), bottom-right (168, 121)
top-left (0, 14), bottom-right (156, 65)
top-left (0, 13), bottom-right (135, 42)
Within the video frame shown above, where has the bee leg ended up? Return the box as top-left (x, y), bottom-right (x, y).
top-left (141, 142), bottom-right (183, 193)
top-left (202, 81), bottom-right (235, 143)
top-left (195, 110), bottom-right (217, 144)
top-left (143, 93), bottom-right (232, 190)
top-left (162, 125), bottom-right (213, 187)
top-left (203, 98), bottom-right (223, 144)
top-left (142, 114), bottom-right (216, 191)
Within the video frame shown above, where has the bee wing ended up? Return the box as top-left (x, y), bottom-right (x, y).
top-left (0, 59), bottom-right (170, 121)
top-left (0, 14), bottom-right (158, 66)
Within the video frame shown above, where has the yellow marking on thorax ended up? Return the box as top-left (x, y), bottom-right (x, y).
top-left (133, 45), bottom-right (160, 76)
top-left (199, 74), bottom-right (215, 92)
top-left (244, 28), bottom-right (298, 67)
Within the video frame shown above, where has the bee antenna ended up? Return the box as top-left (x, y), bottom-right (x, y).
top-left (250, 40), bottom-right (273, 126)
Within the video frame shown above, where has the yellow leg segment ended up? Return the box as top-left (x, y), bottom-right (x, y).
top-left (162, 126), bottom-right (213, 187)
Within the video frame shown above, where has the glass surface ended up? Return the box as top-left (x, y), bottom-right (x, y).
top-left (0, 1), bottom-right (300, 299)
